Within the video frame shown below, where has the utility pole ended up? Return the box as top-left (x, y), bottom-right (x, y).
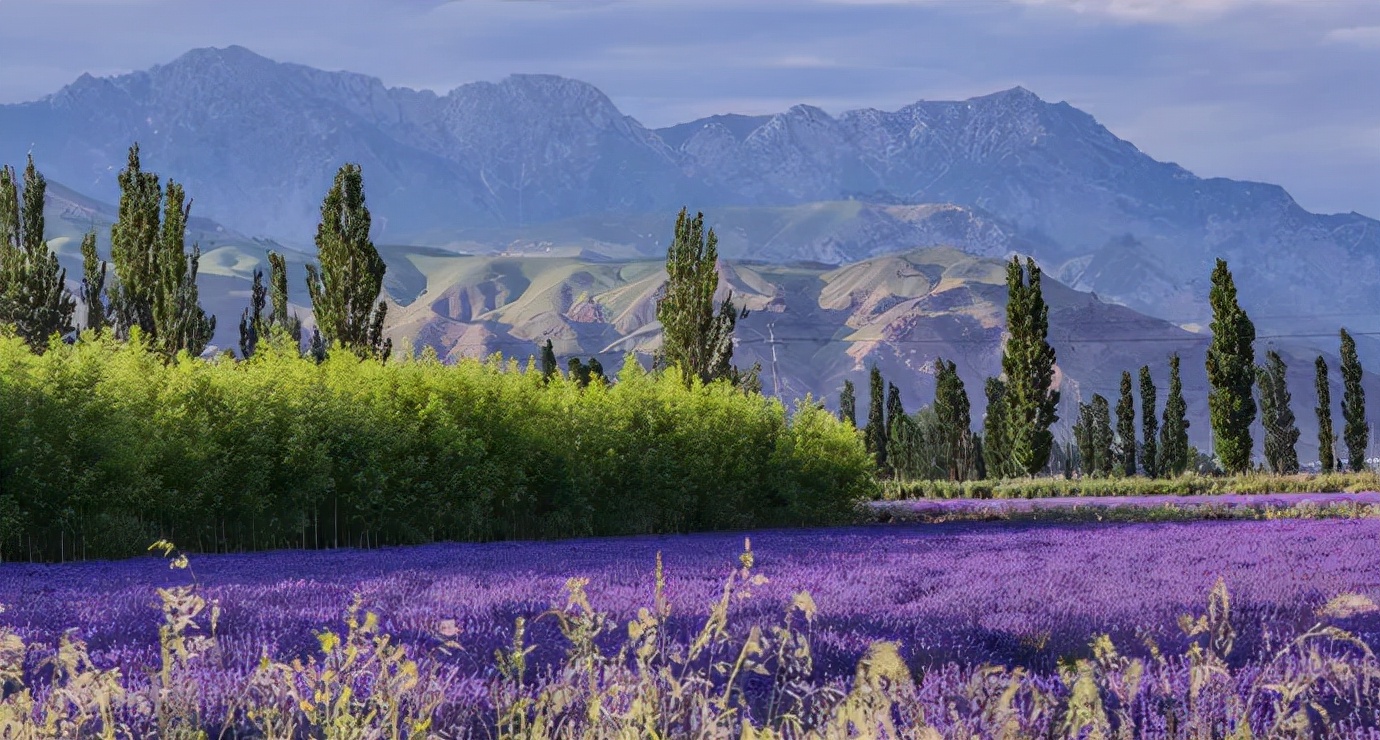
top-left (767, 322), bottom-right (783, 397)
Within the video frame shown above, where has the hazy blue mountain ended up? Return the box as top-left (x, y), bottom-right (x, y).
top-left (4, 45), bottom-right (1379, 341)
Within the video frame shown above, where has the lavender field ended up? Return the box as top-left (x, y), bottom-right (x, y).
top-left (5, 518), bottom-right (1380, 737)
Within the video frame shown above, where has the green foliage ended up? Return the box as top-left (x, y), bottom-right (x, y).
top-left (881, 470), bottom-right (1380, 501)
top-left (107, 144), bottom-right (214, 358)
top-left (884, 381), bottom-right (904, 473)
top-left (1139, 365), bottom-right (1159, 479)
top-left (265, 251), bottom-right (302, 346)
top-left (1340, 328), bottom-right (1368, 472)
top-left (1001, 257), bottom-right (1060, 476)
top-left (838, 378), bottom-right (856, 427)
top-left (0, 156), bottom-right (75, 351)
top-left (982, 377), bottom-right (1015, 480)
top-left (1074, 401), bottom-right (1095, 477)
top-left (151, 181), bottom-right (215, 359)
top-left (79, 231), bottom-right (107, 334)
top-left (1089, 394), bottom-right (1115, 477)
top-left (539, 339), bottom-right (558, 382)
top-left (1115, 370), bottom-right (1136, 476)
top-left (238, 267), bottom-right (267, 359)
top-left (1257, 350), bottom-right (1300, 474)
top-left (865, 366), bottom-right (887, 472)
top-left (305, 163), bottom-right (391, 362)
top-left (1205, 259), bottom-right (1256, 474)
top-left (887, 407), bottom-right (942, 482)
top-left (567, 357), bottom-right (593, 388)
top-left (1160, 354), bottom-right (1191, 477)
top-left (655, 208), bottom-right (741, 386)
top-left (933, 358), bottom-right (974, 481)
top-left (1315, 355), bottom-right (1335, 473)
top-left (0, 334), bottom-right (873, 560)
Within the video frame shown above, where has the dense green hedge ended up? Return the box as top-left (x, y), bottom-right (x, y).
top-left (880, 471), bottom-right (1380, 500)
top-left (0, 333), bottom-right (874, 561)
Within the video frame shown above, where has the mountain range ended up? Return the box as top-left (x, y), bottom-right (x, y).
top-left (5, 45), bottom-right (1378, 461)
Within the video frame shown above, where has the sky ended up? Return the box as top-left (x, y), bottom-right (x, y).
top-left (0, 0), bottom-right (1376, 217)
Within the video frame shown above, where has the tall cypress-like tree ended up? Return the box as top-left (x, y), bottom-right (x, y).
top-left (107, 144), bottom-right (214, 356)
top-left (152, 181), bottom-right (215, 358)
top-left (1139, 366), bottom-right (1159, 479)
top-left (1340, 328), bottom-right (1368, 471)
top-left (884, 382), bottom-right (905, 475)
top-left (266, 251), bottom-right (303, 345)
top-left (655, 208), bottom-right (743, 386)
top-left (79, 231), bottom-right (107, 334)
top-left (934, 358), bottom-right (973, 481)
top-left (108, 144), bottom-right (164, 342)
top-left (983, 377), bottom-right (1013, 479)
top-left (839, 379), bottom-right (857, 427)
top-left (1090, 394), bottom-right (1115, 477)
top-left (0, 157), bottom-right (75, 350)
top-left (1115, 370), bottom-right (1137, 476)
top-left (540, 339), bottom-right (559, 382)
top-left (1001, 256), bottom-right (1060, 476)
top-left (1205, 259), bottom-right (1256, 474)
top-left (587, 357), bottom-right (606, 386)
top-left (1316, 355), bottom-right (1336, 473)
top-left (865, 366), bottom-right (887, 471)
top-left (1257, 350), bottom-right (1300, 474)
top-left (239, 267), bottom-right (267, 358)
top-left (306, 163), bottom-right (391, 362)
top-left (1160, 353), bottom-right (1191, 477)
top-left (1074, 402), bottom-right (1096, 477)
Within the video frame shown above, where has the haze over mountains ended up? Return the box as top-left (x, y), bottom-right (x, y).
top-left (4, 45), bottom-right (1377, 460)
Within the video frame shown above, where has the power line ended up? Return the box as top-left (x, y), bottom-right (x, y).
top-left (725, 330), bottom-right (1380, 346)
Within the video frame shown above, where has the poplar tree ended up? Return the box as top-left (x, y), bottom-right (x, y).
top-left (1090, 394), bottom-right (1114, 477)
top-left (239, 267), bottom-right (267, 358)
top-left (934, 358), bottom-right (973, 481)
top-left (655, 208), bottom-right (741, 386)
top-left (1160, 353), bottom-right (1191, 477)
top-left (107, 144), bottom-right (214, 357)
top-left (1257, 350), bottom-right (1300, 474)
top-left (109, 144), bottom-right (164, 342)
top-left (1074, 402), bottom-right (1096, 476)
top-left (1340, 328), bottom-right (1368, 471)
top-left (540, 339), bottom-right (559, 381)
top-left (1001, 256), bottom-right (1059, 475)
top-left (839, 379), bottom-right (857, 427)
top-left (983, 377), bottom-right (1013, 479)
top-left (79, 231), bottom-right (107, 334)
top-left (1139, 365), bottom-right (1159, 479)
top-left (267, 251), bottom-right (302, 345)
top-left (1315, 355), bottom-right (1335, 473)
top-left (885, 383), bottom-right (904, 443)
top-left (306, 163), bottom-right (391, 362)
top-left (0, 156), bottom-right (75, 351)
top-left (865, 366), bottom-right (887, 471)
top-left (1205, 258), bottom-right (1256, 474)
top-left (1115, 370), bottom-right (1137, 476)
top-left (152, 181), bottom-right (215, 358)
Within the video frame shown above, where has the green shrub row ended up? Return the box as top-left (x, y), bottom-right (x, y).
top-left (880, 471), bottom-right (1380, 500)
top-left (0, 333), bottom-right (875, 561)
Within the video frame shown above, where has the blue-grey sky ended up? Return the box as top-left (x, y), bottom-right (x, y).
top-left (1, 0), bottom-right (1376, 217)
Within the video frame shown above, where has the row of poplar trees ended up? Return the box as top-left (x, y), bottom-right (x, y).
top-left (841, 253), bottom-right (1370, 482)
top-left (838, 257), bottom-right (1061, 481)
top-left (1203, 258), bottom-right (1367, 474)
top-left (0, 147), bottom-right (214, 356)
top-left (0, 146), bottom-right (394, 364)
